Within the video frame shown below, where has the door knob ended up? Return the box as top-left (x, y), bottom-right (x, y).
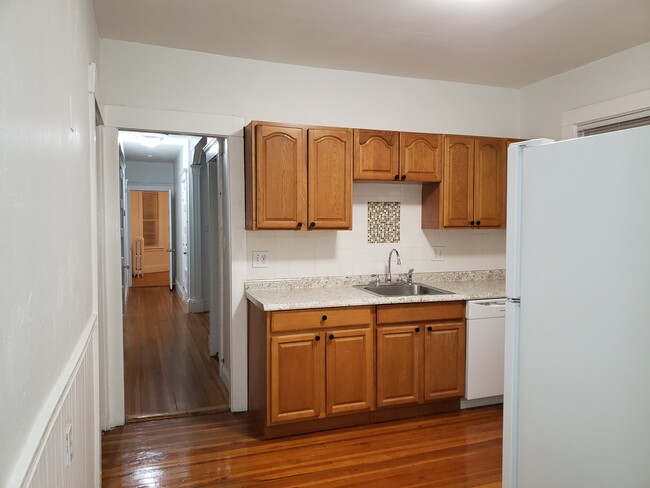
top-left (122, 265), bottom-right (130, 270)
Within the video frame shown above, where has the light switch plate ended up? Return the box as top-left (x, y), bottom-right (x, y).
top-left (252, 251), bottom-right (269, 268)
top-left (432, 246), bottom-right (445, 261)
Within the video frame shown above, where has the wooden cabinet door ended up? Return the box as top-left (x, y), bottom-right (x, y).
top-left (376, 325), bottom-right (422, 408)
top-left (270, 333), bottom-right (324, 424)
top-left (443, 135), bottom-right (475, 227)
top-left (423, 322), bottom-right (465, 401)
top-left (400, 132), bottom-right (442, 182)
top-left (474, 137), bottom-right (505, 228)
top-left (353, 129), bottom-right (399, 181)
top-left (308, 128), bottom-right (353, 229)
top-left (326, 328), bottom-right (373, 415)
top-left (255, 125), bottom-right (307, 229)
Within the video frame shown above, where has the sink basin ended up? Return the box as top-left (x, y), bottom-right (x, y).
top-left (357, 283), bottom-right (453, 297)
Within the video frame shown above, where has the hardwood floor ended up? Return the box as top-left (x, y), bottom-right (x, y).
top-left (102, 406), bottom-right (503, 487)
top-left (123, 286), bottom-right (229, 420)
top-left (131, 271), bottom-right (170, 287)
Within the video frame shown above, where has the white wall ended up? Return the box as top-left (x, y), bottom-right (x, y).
top-left (125, 160), bottom-right (174, 185)
top-left (0, 0), bottom-right (100, 485)
top-left (520, 42), bottom-right (650, 140)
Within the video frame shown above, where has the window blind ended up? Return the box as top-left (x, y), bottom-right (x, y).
top-left (577, 114), bottom-right (650, 137)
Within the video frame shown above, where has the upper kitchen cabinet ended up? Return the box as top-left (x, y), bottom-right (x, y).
top-left (354, 129), bottom-right (442, 182)
top-left (422, 135), bottom-right (506, 229)
top-left (308, 128), bottom-right (353, 229)
top-left (399, 132), bottom-right (442, 182)
top-left (353, 129), bottom-right (399, 181)
top-left (245, 122), bottom-right (352, 230)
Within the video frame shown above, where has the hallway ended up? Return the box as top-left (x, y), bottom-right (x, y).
top-left (123, 286), bottom-right (229, 420)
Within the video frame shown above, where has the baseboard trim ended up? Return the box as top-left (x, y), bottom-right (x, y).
top-left (187, 298), bottom-right (208, 313)
top-left (461, 395), bottom-right (503, 409)
top-left (220, 364), bottom-right (231, 392)
top-left (8, 314), bottom-right (98, 488)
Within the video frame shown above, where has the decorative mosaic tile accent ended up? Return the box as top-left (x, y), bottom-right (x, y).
top-left (367, 202), bottom-right (400, 243)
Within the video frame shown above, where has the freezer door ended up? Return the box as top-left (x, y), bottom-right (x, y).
top-left (505, 139), bottom-right (553, 299)
top-left (513, 126), bottom-right (650, 487)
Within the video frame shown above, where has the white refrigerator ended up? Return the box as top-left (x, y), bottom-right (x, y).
top-left (503, 126), bottom-right (650, 488)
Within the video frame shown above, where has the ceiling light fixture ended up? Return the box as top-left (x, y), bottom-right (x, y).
top-left (136, 134), bottom-right (165, 148)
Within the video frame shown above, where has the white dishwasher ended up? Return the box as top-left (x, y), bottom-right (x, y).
top-left (461, 298), bottom-right (506, 409)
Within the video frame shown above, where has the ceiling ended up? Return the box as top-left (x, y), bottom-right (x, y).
top-left (93, 0), bottom-right (650, 88)
top-left (119, 131), bottom-right (201, 163)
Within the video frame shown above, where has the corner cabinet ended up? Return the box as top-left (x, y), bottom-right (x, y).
top-left (422, 135), bottom-right (507, 229)
top-left (245, 122), bottom-right (352, 230)
top-left (353, 129), bottom-right (442, 183)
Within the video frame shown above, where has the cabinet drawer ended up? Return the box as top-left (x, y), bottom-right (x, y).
top-left (271, 306), bottom-right (372, 333)
top-left (377, 301), bottom-right (464, 325)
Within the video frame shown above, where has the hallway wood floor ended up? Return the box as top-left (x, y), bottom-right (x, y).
top-left (123, 286), bottom-right (229, 420)
top-left (131, 271), bottom-right (170, 287)
top-left (102, 405), bottom-right (503, 487)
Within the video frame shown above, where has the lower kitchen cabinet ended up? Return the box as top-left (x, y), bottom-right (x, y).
top-left (270, 332), bottom-right (324, 424)
top-left (376, 325), bottom-right (422, 408)
top-left (326, 328), bottom-right (374, 415)
top-left (423, 322), bottom-right (465, 401)
top-left (248, 300), bottom-right (465, 439)
top-left (376, 302), bottom-right (466, 408)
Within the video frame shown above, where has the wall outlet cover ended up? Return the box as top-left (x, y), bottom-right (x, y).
top-left (252, 251), bottom-right (269, 268)
top-left (432, 246), bottom-right (445, 261)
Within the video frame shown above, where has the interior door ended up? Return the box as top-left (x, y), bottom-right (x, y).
top-left (119, 149), bottom-right (129, 309)
top-left (167, 189), bottom-right (173, 289)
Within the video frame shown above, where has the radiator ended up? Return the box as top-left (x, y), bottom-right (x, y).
top-left (133, 237), bottom-right (144, 277)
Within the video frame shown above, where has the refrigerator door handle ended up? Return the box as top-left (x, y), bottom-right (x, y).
top-left (505, 139), bottom-right (554, 300)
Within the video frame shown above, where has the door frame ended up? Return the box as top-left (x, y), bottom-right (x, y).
top-left (126, 184), bottom-right (174, 290)
top-left (97, 106), bottom-right (246, 429)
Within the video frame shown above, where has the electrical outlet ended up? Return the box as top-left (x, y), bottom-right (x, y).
top-left (432, 246), bottom-right (445, 261)
top-left (252, 251), bottom-right (269, 268)
top-left (64, 423), bottom-right (73, 467)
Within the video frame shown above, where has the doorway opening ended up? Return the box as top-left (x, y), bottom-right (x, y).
top-left (118, 130), bottom-right (230, 422)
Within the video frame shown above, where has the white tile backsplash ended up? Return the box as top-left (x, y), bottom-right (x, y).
top-left (245, 183), bottom-right (506, 280)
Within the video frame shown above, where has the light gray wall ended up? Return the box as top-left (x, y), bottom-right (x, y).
top-left (0, 0), bottom-right (99, 484)
top-left (125, 160), bottom-right (174, 185)
top-left (520, 42), bottom-right (650, 140)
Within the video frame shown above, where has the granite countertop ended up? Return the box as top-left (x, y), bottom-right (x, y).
top-left (245, 270), bottom-right (505, 311)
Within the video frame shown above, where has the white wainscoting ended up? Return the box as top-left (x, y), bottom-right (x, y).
top-left (19, 318), bottom-right (100, 488)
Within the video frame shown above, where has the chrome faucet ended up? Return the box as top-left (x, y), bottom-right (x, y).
top-left (387, 249), bottom-right (401, 283)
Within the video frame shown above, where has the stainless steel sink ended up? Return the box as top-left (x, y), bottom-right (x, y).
top-left (357, 283), bottom-right (453, 297)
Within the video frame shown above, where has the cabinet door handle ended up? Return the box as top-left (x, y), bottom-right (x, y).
top-left (322, 315), bottom-right (327, 321)
top-left (415, 327), bottom-right (420, 332)
top-left (427, 326), bottom-right (433, 331)
top-left (476, 220), bottom-right (481, 226)
top-left (296, 222), bottom-right (303, 228)
top-left (310, 222), bottom-right (316, 228)
top-left (394, 175), bottom-right (399, 180)
top-left (470, 221), bottom-right (475, 226)
top-left (315, 335), bottom-right (321, 341)
top-left (401, 175), bottom-right (406, 181)
top-left (329, 334), bottom-right (334, 340)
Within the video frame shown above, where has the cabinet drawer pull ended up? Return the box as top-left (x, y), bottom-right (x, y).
top-left (329, 334), bottom-right (334, 340)
top-left (415, 327), bottom-right (420, 332)
top-left (296, 222), bottom-right (303, 228)
top-left (315, 335), bottom-right (321, 341)
top-left (401, 175), bottom-right (406, 181)
top-left (322, 315), bottom-right (328, 321)
top-left (427, 326), bottom-right (433, 331)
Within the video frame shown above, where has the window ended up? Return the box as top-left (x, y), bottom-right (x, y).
top-left (142, 192), bottom-right (159, 247)
top-left (577, 112), bottom-right (650, 137)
